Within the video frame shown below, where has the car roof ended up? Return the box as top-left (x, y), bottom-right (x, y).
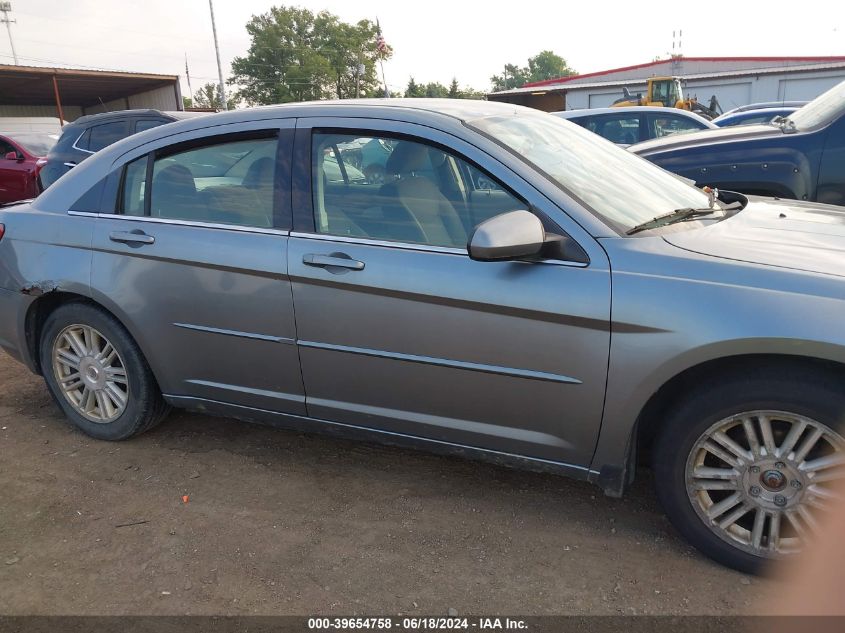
top-left (553, 106), bottom-right (716, 125)
top-left (64, 109), bottom-right (194, 129)
top-left (721, 101), bottom-right (807, 115)
top-left (713, 107), bottom-right (796, 123)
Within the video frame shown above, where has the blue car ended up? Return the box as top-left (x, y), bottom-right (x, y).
top-left (712, 107), bottom-right (800, 128)
top-left (630, 81), bottom-right (845, 206)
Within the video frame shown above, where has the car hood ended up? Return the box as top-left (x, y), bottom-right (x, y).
top-left (663, 197), bottom-right (845, 278)
top-left (629, 123), bottom-right (780, 155)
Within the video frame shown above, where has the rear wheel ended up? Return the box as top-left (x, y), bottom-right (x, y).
top-left (40, 302), bottom-right (170, 440)
top-left (653, 371), bottom-right (845, 573)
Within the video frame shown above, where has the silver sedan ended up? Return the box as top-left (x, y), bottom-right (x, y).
top-left (0, 99), bottom-right (843, 574)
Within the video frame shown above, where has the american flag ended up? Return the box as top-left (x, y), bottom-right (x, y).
top-left (376, 19), bottom-right (387, 53)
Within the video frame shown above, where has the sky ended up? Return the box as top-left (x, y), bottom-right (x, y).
top-left (1, 0), bottom-right (843, 100)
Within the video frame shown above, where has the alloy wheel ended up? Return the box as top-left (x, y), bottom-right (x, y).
top-left (51, 324), bottom-right (129, 423)
top-left (686, 410), bottom-right (845, 557)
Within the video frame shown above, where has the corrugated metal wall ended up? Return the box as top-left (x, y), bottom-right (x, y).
top-left (1, 83), bottom-right (179, 123)
top-left (98, 84), bottom-right (180, 113)
top-left (0, 104), bottom-right (84, 120)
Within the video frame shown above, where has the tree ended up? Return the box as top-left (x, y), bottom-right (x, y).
top-left (191, 82), bottom-right (237, 110)
top-left (526, 50), bottom-right (576, 84)
top-left (490, 63), bottom-right (530, 92)
top-left (404, 76), bottom-right (424, 98)
top-left (229, 6), bottom-right (392, 105)
top-left (490, 51), bottom-right (576, 91)
top-left (404, 77), bottom-right (484, 100)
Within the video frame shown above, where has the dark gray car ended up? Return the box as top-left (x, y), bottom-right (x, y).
top-left (0, 100), bottom-right (843, 574)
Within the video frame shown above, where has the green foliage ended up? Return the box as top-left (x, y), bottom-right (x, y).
top-left (229, 5), bottom-right (392, 105)
top-left (191, 82), bottom-right (237, 110)
top-left (404, 76), bottom-right (485, 100)
top-left (490, 51), bottom-right (576, 91)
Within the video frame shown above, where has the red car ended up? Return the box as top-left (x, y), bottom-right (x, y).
top-left (0, 132), bottom-right (58, 204)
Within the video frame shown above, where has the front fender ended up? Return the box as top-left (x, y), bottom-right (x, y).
top-left (649, 144), bottom-right (812, 199)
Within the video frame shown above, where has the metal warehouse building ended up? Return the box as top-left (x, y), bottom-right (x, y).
top-left (0, 64), bottom-right (182, 124)
top-left (488, 56), bottom-right (845, 112)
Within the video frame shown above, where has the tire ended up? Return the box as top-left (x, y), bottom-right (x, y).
top-left (652, 366), bottom-right (845, 574)
top-left (39, 301), bottom-right (170, 441)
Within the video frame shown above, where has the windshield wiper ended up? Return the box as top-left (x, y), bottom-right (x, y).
top-left (626, 206), bottom-right (726, 235)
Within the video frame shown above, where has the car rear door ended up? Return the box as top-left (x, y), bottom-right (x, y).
top-left (88, 119), bottom-right (306, 415)
top-left (287, 118), bottom-right (612, 468)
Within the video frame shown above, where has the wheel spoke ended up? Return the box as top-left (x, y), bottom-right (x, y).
top-left (106, 367), bottom-right (127, 384)
top-left (713, 431), bottom-right (752, 463)
top-left (104, 383), bottom-right (127, 409)
top-left (785, 510), bottom-right (808, 539)
top-left (741, 417), bottom-right (762, 458)
top-left (64, 331), bottom-right (88, 358)
top-left (801, 452), bottom-right (845, 475)
top-left (94, 390), bottom-right (110, 419)
top-left (703, 440), bottom-right (743, 469)
top-left (693, 466), bottom-right (739, 480)
top-left (768, 512), bottom-right (781, 552)
top-left (694, 480), bottom-right (738, 491)
top-left (96, 342), bottom-right (115, 363)
top-left (717, 503), bottom-right (750, 529)
top-left (807, 484), bottom-right (845, 503)
top-left (758, 414), bottom-right (777, 456)
top-left (751, 508), bottom-right (766, 549)
top-left (706, 491), bottom-right (743, 520)
top-left (797, 505), bottom-right (820, 534)
top-left (778, 419), bottom-right (808, 458)
top-left (56, 349), bottom-right (81, 370)
top-left (793, 427), bottom-right (824, 464)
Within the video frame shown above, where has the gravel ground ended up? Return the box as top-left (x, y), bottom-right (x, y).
top-left (0, 350), bottom-right (772, 615)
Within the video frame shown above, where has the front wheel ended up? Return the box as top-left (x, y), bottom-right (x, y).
top-left (40, 302), bottom-right (170, 441)
top-left (653, 371), bottom-right (845, 574)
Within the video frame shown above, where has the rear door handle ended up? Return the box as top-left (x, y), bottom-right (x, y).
top-left (110, 230), bottom-right (155, 245)
top-left (63, 162), bottom-right (77, 169)
top-left (303, 253), bottom-right (365, 271)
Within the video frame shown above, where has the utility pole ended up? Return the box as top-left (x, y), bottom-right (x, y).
top-left (208, 0), bottom-right (228, 111)
top-left (0, 2), bottom-right (18, 65)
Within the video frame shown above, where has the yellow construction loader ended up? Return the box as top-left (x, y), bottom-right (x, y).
top-left (612, 77), bottom-right (722, 119)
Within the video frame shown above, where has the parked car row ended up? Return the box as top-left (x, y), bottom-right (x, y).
top-left (1, 98), bottom-right (844, 577)
top-left (1, 109), bottom-right (205, 206)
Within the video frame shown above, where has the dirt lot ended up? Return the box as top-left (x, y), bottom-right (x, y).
top-left (0, 350), bottom-right (772, 615)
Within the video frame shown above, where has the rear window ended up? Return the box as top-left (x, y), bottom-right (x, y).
top-left (88, 121), bottom-right (129, 152)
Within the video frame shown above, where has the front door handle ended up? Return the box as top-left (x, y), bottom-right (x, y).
top-left (63, 162), bottom-right (77, 169)
top-left (303, 253), bottom-right (365, 271)
top-left (110, 230), bottom-right (155, 246)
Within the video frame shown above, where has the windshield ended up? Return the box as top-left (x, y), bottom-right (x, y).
top-left (786, 79), bottom-right (845, 131)
top-left (468, 110), bottom-right (715, 232)
top-left (7, 133), bottom-right (59, 156)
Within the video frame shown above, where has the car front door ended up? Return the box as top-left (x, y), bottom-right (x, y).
top-left (89, 120), bottom-right (306, 415)
top-left (287, 119), bottom-right (612, 467)
top-left (0, 139), bottom-right (29, 204)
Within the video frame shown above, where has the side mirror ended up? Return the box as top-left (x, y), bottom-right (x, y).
top-left (4, 151), bottom-right (21, 161)
top-left (468, 210), bottom-right (545, 262)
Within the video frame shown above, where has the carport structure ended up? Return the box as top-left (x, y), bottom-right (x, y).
top-left (0, 63), bottom-right (182, 123)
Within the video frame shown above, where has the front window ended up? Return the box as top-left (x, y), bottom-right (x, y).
top-left (311, 132), bottom-right (525, 248)
top-left (468, 110), bottom-right (717, 233)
